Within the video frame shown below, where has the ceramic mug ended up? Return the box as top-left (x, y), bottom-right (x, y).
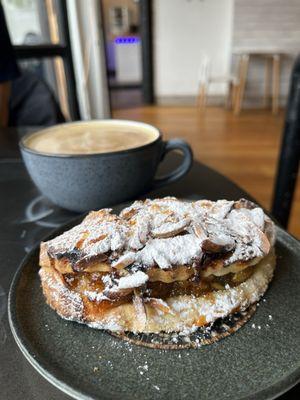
top-left (20, 120), bottom-right (193, 212)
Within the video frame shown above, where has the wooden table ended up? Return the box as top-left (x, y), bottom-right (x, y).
top-left (233, 50), bottom-right (290, 115)
top-left (0, 127), bottom-right (297, 399)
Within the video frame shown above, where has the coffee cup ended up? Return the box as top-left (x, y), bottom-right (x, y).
top-left (20, 120), bottom-right (193, 212)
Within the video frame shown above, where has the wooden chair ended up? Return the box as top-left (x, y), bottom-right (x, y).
top-left (197, 55), bottom-right (239, 109)
top-left (271, 55), bottom-right (300, 228)
top-left (233, 52), bottom-right (282, 116)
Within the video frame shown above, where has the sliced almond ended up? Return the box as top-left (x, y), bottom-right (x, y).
top-left (75, 231), bottom-right (89, 249)
top-left (192, 222), bottom-right (207, 240)
top-left (152, 218), bottom-right (190, 238)
top-left (264, 217), bottom-right (276, 246)
top-left (133, 292), bottom-right (147, 331)
top-left (103, 286), bottom-right (133, 301)
top-left (259, 231), bottom-right (270, 255)
top-left (120, 207), bottom-right (138, 220)
top-left (233, 199), bottom-right (256, 210)
top-left (146, 298), bottom-right (174, 315)
top-left (86, 234), bottom-right (107, 245)
top-left (129, 215), bottom-right (151, 250)
top-left (112, 252), bottom-right (136, 270)
top-left (202, 235), bottom-right (235, 253)
top-left (83, 209), bottom-right (113, 223)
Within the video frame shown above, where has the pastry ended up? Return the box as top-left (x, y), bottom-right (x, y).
top-left (39, 197), bottom-right (276, 336)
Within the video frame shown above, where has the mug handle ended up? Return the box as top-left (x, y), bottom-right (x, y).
top-left (152, 139), bottom-right (193, 189)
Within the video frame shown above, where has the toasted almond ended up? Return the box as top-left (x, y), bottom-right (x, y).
top-left (152, 218), bottom-right (190, 238)
top-left (133, 292), bottom-right (147, 330)
top-left (192, 222), bottom-right (207, 240)
top-left (112, 252), bottom-right (136, 270)
top-left (259, 231), bottom-right (270, 254)
top-left (146, 298), bottom-right (174, 315)
top-left (202, 236), bottom-right (235, 253)
top-left (75, 231), bottom-right (90, 249)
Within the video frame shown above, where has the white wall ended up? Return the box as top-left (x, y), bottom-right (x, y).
top-left (232, 0), bottom-right (300, 104)
top-left (153, 0), bottom-right (233, 98)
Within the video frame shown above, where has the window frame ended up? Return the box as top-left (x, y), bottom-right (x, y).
top-left (12, 0), bottom-right (80, 120)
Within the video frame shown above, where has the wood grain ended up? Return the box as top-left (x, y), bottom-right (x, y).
top-left (113, 106), bottom-right (299, 238)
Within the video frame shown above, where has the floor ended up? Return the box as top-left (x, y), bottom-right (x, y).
top-left (113, 106), bottom-right (300, 239)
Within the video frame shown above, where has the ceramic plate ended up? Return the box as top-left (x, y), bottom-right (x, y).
top-left (8, 215), bottom-right (300, 400)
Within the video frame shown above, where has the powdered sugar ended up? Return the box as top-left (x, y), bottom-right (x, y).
top-left (136, 234), bottom-right (203, 269)
top-left (166, 252), bottom-right (275, 328)
top-left (84, 290), bottom-right (109, 302)
top-left (39, 247), bottom-right (276, 334)
top-left (44, 197), bottom-right (275, 275)
top-left (117, 271), bottom-right (149, 289)
top-left (39, 268), bottom-right (83, 320)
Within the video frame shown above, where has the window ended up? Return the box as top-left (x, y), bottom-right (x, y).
top-left (2, 0), bottom-right (79, 120)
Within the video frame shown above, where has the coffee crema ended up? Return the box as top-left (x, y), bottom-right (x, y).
top-left (24, 121), bottom-right (159, 155)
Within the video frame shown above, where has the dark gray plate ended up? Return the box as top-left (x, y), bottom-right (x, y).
top-left (8, 221), bottom-right (300, 400)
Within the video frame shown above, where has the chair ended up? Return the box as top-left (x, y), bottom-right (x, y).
top-left (233, 53), bottom-right (282, 116)
top-left (8, 71), bottom-right (65, 127)
top-left (197, 55), bottom-right (239, 109)
top-left (271, 55), bottom-right (300, 228)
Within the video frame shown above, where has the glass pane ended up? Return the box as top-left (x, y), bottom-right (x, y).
top-left (101, 0), bottom-right (143, 110)
top-left (18, 56), bottom-right (70, 121)
top-left (2, 0), bottom-right (62, 45)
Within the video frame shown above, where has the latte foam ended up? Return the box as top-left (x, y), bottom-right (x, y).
top-left (24, 121), bottom-right (159, 155)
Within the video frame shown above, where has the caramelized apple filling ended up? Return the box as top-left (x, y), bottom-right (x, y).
top-left (62, 264), bottom-right (256, 307)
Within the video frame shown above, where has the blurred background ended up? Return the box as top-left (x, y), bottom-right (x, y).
top-left (0, 0), bottom-right (299, 237)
